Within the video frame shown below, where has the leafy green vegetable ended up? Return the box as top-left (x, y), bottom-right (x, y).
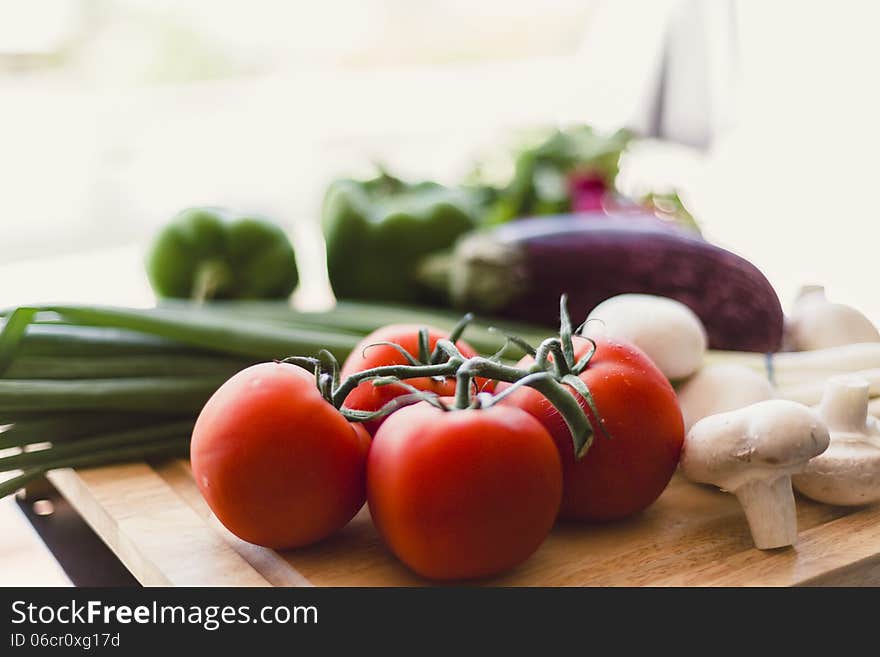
top-left (479, 126), bottom-right (633, 224)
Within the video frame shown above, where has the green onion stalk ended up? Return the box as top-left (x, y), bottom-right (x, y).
top-left (0, 299), bottom-right (558, 499)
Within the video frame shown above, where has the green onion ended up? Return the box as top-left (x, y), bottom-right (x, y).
top-left (0, 439), bottom-right (189, 499)
top-left (2, 354), bottom-right (251, 380)
top-left (30, 305), bottom-right (363, 361)
top-left (160, 299), bottom-right (549, 357)
top-left (0, 377), bottom-right (225, 413)
top-left (0, 469), bottom-right (43, 499)
top-left (0, 299), bottom-right (552, 499)
top-left (0, 412), bottom-right (188, 449)
top-left (0, 420), bottom-right (193, 470)
top-left (19, 324), bottom-right (204, 358)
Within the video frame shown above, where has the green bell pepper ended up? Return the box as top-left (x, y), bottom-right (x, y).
top-left (322, 171), bottom-right (479, 304)
top-left (146, 207), bottom-right (299, 301)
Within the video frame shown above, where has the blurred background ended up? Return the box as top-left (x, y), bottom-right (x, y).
top-left (0, 0), bottom-right (877, 317)
top-left (2, 0), bottom-right (880, 587)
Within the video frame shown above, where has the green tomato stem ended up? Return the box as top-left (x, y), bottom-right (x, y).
top-left (478, 371), bottom-right (553, 407)
top-left (454, 367), bottom-right (474, 409)
top-left (365, 342), bottom-right (421, 366)
top-left (417, 328), bottom-right (431, 364)
top-left (340, 391), bottom-right (441, 422)
top-left (558, 293), bottom-right (576, 370)
top-left (545, 340), bottom-right (570, 377)
top-left (331, 360), bottom-right (461, 408)
top-left (532, 337), bottom-right (573, 378)
top-left (571, 337), bottom-right (598, 375)
top-left (452, 354), bottom-right (592, 457)
top-left (429, 313), bottom-right (473, 364)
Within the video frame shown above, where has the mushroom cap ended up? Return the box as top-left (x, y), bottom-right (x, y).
top-left (676, 363), bottom-right (775, 432)
top-left (680, 399), bottom-right (830, 492)
top-left (788, 286), bottom-right (880, 350)
top-left (793, 440), bottom-right (880, 505)
top-left (792, 377), bottom-right (880, 505)
top-left (584, 294), bottom-right (707, 380)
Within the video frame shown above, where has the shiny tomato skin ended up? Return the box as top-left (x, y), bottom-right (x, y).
top-left (499, 337), bottom-right (684, 521)
top-left (367, 401), bottom-right (562, 580)
top-left (341, 324), bottom-right (492, 434)
top-left (191, 362), bottom-right (371, 549)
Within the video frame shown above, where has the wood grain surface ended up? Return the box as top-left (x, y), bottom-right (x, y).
top-left (47, 458), bottom-right (880, 586)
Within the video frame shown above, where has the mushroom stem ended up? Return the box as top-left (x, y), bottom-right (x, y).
top-left (796, 284), bottom-right (826, 302)
top-left (734, 476), bottom-right (798, 549)
top-left (819, 376), bottom-right (869, 433)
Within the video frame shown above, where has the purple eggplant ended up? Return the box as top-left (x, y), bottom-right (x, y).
top-left (431, 213), bottom-right (783, 352)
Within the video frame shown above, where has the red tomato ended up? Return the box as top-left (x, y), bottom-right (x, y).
top-left (367, 401), bottom-right (562, 580)
top-left (341, 324), bottom-right (492, 434)
top-left (191, 362), bottom-right (370, 549)
top-left (498, 337), bottom-right (684, 521)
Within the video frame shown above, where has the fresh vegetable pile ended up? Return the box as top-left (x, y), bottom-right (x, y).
top-left (420, 213), bottom-right (784, 351)
top-left (188, 297), bottom-right (684, 579)
top-left (587, 289), bottom-right (880, 550)
top-left (6, 118), bottom-right (880, 582)
top-left (322, 125), bottom-right (708, 317)
top-left (0, 300), bottom-right (547, 500)
top-left (5, 283), bottom-right (880, 578)
top-left (0, 294), bottom-right (690, 580)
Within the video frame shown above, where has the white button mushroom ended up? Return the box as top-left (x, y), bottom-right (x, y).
top-left (680, 400), bottom-right (830, 549)
top-left (792, 376), bottom-right (880, 506)
top-left (786, 285), bottom-right (880, 351)
top-left (583, 294), bottom-right (707, 380)
top-left (676, 363), bottom-right (775, 432)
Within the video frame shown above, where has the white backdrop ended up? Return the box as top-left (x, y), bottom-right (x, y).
top-left (1, 0), bottom-right (878, 322)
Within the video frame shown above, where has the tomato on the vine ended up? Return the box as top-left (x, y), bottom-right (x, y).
top-left (341, 324), bottom-right (492, 434)
top-left (367, 400), bottom-right (562, 580)
top-left (499, 336), bottom-right (684, 521)
top-left (191, 362), bottom-right (370, 549)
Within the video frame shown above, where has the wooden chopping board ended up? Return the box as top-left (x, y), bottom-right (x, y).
top-left (46, 458), bottom-right (880, 586)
